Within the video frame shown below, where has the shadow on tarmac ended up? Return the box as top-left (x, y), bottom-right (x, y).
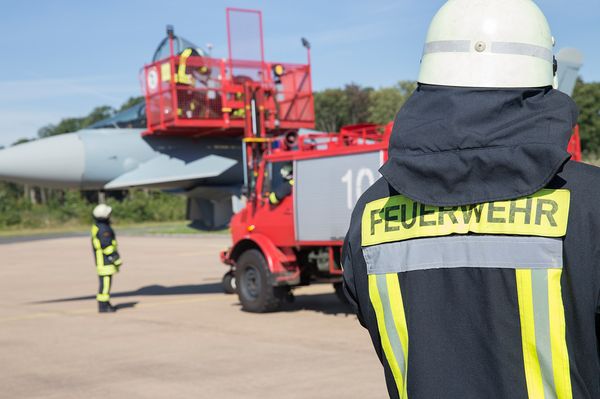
top-left (114, 301), bottom-right (139, 311)
top-left (277, 293), bottom-right (355, 316)
top-left (30, 282), bottom-right (224, 304)
top-left (32, 283), bottom-right (355, 317)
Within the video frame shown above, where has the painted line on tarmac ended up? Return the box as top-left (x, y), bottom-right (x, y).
top-left (0, 295), bottom-right (236, 323)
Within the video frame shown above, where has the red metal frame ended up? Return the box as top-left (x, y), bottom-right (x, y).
top-left (141, 8), bottom-right (314, 138)
top-left (226, 8), bottom-right (265, 67)
top-left (568, 125), bottom-right (581, 161)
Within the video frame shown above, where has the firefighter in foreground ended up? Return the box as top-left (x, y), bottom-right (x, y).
top-left (91, 204), bottom-right (122, 313)
top-left (343, 0), bottom-right (599, 397)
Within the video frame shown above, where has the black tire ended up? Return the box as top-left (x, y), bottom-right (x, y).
top-left (334, 282), bottom-right (350, 305)
top-left (222, 271), bottom-right (236, 294)
top-left (235, 249), bottom-right (284, 313)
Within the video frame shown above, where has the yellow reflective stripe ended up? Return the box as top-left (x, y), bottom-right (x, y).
top-left (269, 192), bottom-right (279, 205)
top-left (516, 268), bottom-right (573, 399)
top-left (386, 274), bottom-right (409, 399)
top-left (362, 189), bottom-right (570, 246)
top-left (516, 269), bottom-right (545, 398)
top-left (91, 225), bottom-right (101, 250)
top-left (96, 293), bottom-right (109, 302)
top-left (97, 265), bottom-right (117, 276)
top-left (177, 48), bottom-right (193, 85)
top-left (161, 62), bottom-right (171, 82)
top-left (102, 246), bottom-right (115, 255)
top-left (95, 250), bottom-right (104, 267)
top-left (97, 276), bottom-right (111, 302)
top-left (368, 274), bottom-right (407, 398)
top-left (103, 276), bottom-right (110, 295)
top-left (548, 269), bottom-right (573, 399)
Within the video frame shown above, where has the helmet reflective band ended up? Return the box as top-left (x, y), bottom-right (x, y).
top-left (93, 204), bottom-right (112, 220)
top-left (418, 0), bottom-right (554, 88)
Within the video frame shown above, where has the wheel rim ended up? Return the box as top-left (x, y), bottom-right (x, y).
top-left (242, 265), bottom-right (261, 300)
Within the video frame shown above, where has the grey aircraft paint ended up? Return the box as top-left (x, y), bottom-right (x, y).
top-left (0, 128), bottom-right (242, 191)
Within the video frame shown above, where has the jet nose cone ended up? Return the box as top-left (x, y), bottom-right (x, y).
top-left (0, 133), bottom-right (85, 188)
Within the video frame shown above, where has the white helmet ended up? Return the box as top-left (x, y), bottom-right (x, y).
top-left (418, 0), bottom-right (555, 88)
top-left (93, 204), bottom-right (112, 220)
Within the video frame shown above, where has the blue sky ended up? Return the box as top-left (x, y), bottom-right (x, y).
top-left (0, 0), bottom-right (598, 147)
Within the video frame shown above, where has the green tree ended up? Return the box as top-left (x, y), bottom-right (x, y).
top-left (344, 83), bottom-right (373, 125)
top-left (314, 88), bottom-right (349, 132)
top-left (367, 81), bottom-right (417, 125)
top-left (119, 96), bottom-right (145, 112)
top-left (12, 138), bottom-right (33, 146)
top-left (37, 105), bottom-right (115, 138)
top-left (314, 84), bottom-right (373, 132)
top-left (572, 78), bottom-right (600, 155)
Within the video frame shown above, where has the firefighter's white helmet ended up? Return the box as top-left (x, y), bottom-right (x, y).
top-left (418, 0), bottom-right (555, 88)
top-left (93, 204), bottom-right (112, 220)
top-left (280, 164), bottom-right (293, 181)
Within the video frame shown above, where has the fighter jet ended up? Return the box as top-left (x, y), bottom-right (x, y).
top-left (0, 46), bottom-right (583, 229)
top-left (0, 33), bottom-right (244, 229)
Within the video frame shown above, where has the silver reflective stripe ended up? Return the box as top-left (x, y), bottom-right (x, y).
top-left (363, 235), bottom-right (563, 275)
top-left (530, 269), bottom-right (557, 398)
top-left (375, 275), bottom-right (407, 377)
top-left (491, 42), bottom-right (553, 62)
top-left (423, 40), bottom-right (470, 55)
top-left (423, 40), bottom-right (553, 62)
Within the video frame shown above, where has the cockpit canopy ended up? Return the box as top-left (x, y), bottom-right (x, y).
top-left (152, 34), bottom-right (206, 62)
top-left (90, 32), bottom-right (207, 130)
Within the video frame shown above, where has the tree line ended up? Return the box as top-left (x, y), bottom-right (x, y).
top-left (0, 80), bottom-right (599, 229)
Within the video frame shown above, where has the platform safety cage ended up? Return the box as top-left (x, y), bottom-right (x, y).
top-left (293, 151), bottom-right (383, 242)
top-left (141, 56), bottom-right (314, 135)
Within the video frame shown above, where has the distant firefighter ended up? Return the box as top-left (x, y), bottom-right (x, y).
top-left (91, 204), bottom-right (122, 313)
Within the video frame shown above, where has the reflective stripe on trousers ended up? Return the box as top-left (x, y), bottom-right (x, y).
top-left (97, 275), bottom-right (111, 302)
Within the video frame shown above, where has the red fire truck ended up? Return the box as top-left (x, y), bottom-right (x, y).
top-left (221, 124), bottom-right (391, 312)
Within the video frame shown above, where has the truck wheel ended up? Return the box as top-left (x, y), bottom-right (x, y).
top-left (334, 282), bottom-right (350, 304)
top-left (222, 271), bottom-right (236, 294)
top-left (235, 249), bottom-right (283, 312)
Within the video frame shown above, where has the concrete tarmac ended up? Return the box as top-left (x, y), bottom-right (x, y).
top-left (0, 236), bottom-right (387, 399)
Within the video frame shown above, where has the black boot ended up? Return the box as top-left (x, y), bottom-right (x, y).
top-left (98, 301), bottom-right (116, 313)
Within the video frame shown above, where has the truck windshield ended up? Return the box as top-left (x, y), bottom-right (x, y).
top-left (263, 162), bottom-right (291, 197)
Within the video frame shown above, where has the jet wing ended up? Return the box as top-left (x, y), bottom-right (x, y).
top-left (104, 154), bottom-right (237, 190)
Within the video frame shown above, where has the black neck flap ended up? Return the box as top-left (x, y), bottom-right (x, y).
top-left (380, 85), bottom-right (579, 206)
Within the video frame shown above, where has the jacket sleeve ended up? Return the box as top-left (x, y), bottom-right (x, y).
top-left (342, 234), bottom-right (367, 328)
top-left (270, 181), bottom-right (293, 205)
top-left (98, 225), bottom-right (121, 264)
